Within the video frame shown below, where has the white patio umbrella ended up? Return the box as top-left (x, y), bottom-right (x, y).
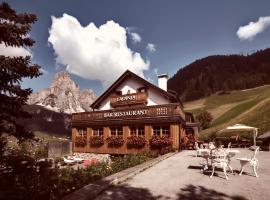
top-left (219, 124), bottom-right (258, 147)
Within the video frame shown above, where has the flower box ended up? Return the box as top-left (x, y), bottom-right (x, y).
top-left (75, 136), bottom-right (87, 147)
top-left (106, 136), bottom-right (125, 148)
top-left (89, 136), bottom-right (104, 147)
top-left (149, 135), bottom-right (172, 149)
top-left (126, 136), bottom-right (146, 149)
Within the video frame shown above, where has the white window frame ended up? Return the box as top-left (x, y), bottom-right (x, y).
top-left (130, 127), bottom-right (145, 136)
top-left (93, 128), bottom-right (104, 136)
top-left (152, 126), bottom-right (170, 136)
top-left (110, 127), bottom-right (123, 136)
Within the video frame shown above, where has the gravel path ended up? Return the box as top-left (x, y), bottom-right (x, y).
top-left (96, 149), bottom-right (270, 200)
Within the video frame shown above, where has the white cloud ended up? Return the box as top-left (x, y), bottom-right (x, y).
top-left (237, 16), bottom-right (270, 40)
top-left (146, 43), bottom-right (156, 52)
top-left (48, 14), bottom-right (149, 87)
top-left (154, 68), bottom-right (158, 75)
top-left (130, 32), bottom-right (141, 43)
top-left (126, 27), bottom-right (141, 43)
top-left (40, 68), bottom-right (48, 74)
top-left (0, 42), bottom-right (31, 57)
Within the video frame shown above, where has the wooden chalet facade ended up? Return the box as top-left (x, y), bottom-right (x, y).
top-left (71, 70), bottom-right (199, 154)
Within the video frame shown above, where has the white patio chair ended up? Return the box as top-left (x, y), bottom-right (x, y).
top-left (227, 142), bottom-right (232, 149)
top-left (64, 157), bottom-right (76, 165)
top-left (236, 147), bottom-right (259, 177)
top-left (195, 142), bottom-right (200, 157)
top-left (210, 148), bottom-right (230, 180)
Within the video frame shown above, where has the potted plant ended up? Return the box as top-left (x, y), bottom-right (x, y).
top-left (126, 135), bottom-right (147, 149)
top-left (106, 135), bottom-right (125, 148)
top-left (89, 136), bottom-right (104, 147)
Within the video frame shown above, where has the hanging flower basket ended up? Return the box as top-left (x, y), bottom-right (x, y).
top-left (89, 136), bottom-right (104, 147)
top-left (106, 136), bottom-right (125, 148)
top-left (127, 136), bottom-right (147, 149)
top-left (75, 136), bottom-right (87, 147)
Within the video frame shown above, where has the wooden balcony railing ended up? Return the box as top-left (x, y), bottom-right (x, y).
top-left (72, 103), bottom-right (185, 122)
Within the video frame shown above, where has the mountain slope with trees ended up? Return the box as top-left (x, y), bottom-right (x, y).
top-left (168, 48), bottom-right (270, 101)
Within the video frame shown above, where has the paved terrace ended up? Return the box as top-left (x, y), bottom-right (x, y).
top-left (96, 149), bottom-right (270, 200)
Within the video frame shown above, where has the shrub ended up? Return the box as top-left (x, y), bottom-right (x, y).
top-left (110, 153), bottom-right (154, 173)
top-left (149, 135), bottom-right (172, 149)
top-left (196, 110), bottom-right (213, 129)
top-left (89, 136), bottom-right (104, 147)
top-left (75, 136), bottom-right (87, 147)
top-left (106, 136), bottom-right (124, 148)
top-left (126, 136), bottom-right (146, 149)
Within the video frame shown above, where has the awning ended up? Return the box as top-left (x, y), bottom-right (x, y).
top-left (258, 130), bottom-right (270, 139)
top-left (219, 124), bottom-right (258, 146)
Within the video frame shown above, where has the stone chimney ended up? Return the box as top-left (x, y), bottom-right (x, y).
top-left (158, 73), bottom-right (168, 91)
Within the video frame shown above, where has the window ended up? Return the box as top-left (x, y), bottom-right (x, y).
top-left (162, 126), bottom-right (170, 136)
top-left (153, 126), bottom-right (161, 136)
top-left (138, 127), bottom-right (145, 136)
top-left (130, 127), bottom-right (137, 136)
top-left (78, 128), bottom-right (87, 137)
top-left (130, 127), bottom-right (145, 136)
top-left (153, 126), bottom-right (170, 136)
top-left (110, 127), bottom-right (123, 136)
top-left (93, 128), bottom-right (103, 136)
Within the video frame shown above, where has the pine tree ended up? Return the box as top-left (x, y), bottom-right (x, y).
top-left (0, 2), bottom-right (41, 142)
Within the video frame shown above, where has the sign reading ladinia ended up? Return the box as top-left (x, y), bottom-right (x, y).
top-left (110, 92), bottom-right (147, 107)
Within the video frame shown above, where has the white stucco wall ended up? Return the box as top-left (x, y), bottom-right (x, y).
top-left (98, 78), bottom-right (170, 110)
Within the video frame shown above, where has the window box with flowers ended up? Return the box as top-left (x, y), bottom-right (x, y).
top-left (75, 136), bottom-right (87, 147)
top-left (127, 135), bottom-right (147, 149)
top-left (89, 136), bottom-right (104, 147)
top-left (149, 135), bottom-right (172, 149)
top-left (106, 136), bottom-right (125, 148)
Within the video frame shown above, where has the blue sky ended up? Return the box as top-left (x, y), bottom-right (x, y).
top-left (6, 0), bottom-right (270, 95)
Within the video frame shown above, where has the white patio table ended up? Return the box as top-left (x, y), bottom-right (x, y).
top-left (200, 149), bottom-right (240, 171)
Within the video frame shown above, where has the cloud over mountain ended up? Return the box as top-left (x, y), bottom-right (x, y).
top-left (48, 14), bottom-right (149, 87)
top-left (237, 16), bottom-right (270, 40)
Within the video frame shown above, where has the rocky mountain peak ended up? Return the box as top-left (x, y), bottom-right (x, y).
top-left (28, 71), bottom-right (96, 114)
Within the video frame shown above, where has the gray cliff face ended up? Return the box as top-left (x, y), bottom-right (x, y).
top-left (28, 71), bottom-right (96, 113)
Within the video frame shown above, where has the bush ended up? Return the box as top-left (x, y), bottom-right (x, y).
top-left (0, 148), bottom-right (155, 199)
top-left (196, 110), bottom-right (213, 129)
top-left (89, 136), bottom-right (104, 147)
top-left (126, 136), bottom-right (147, 149)
top-left (110, 153), bottom-right (154, 173)
top-left (75, 136), bottom-right (87, 147)
top-left (106, 136), bottom-right (124, 148)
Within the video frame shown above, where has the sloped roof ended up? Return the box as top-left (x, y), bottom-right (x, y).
top-left (258, 130), bottom-right (270, 139)
top-left (91, 70), bottom-right (181, 109)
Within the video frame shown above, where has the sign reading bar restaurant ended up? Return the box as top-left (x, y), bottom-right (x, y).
top-left (104, 109), bottom-right (148, 118)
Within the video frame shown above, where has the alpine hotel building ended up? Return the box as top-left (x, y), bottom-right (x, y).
top-left (71, 70), bottom-right (199, 154)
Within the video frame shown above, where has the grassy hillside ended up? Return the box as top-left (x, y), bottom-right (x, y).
top-left (184, 85), bottom-right (270, 139)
